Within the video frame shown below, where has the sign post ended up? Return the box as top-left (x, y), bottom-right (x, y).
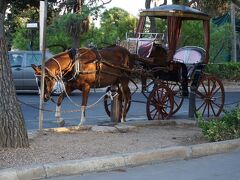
top-left (39, 0), bottom-right (47, 131)
top-left (26, 22), bottom-right (38, 50)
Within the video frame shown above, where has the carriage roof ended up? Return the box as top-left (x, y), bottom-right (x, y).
top-left (139, 4), bottom-right (210, 20)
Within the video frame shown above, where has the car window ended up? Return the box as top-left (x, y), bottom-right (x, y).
top-left (9, 53), bottom-right (24, 67)
top-left (26, 53), bottom-right (42, 66)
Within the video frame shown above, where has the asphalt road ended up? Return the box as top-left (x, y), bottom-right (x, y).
top-left (49, 149), bottom-right (240, 180)
top-left (17, 90), bottom-right (240, 130)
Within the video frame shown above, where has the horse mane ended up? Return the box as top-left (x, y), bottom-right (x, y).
top-left (91, 44), bottom-right (117, 50)
top-left (49, 48), bottom-right (77, 61)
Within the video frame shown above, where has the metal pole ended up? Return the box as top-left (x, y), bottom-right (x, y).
top-left (39, 0), bottom-right (47, 131)
top-left (188, 68), bottom-right (202, 119)
top-left (188, 87), bottom-right (196, 118)
top-left (231, 2), bottom-right (237, 62)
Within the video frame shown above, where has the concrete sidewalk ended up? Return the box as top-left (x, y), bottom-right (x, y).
top-left (0, 120), bottom-right (240, 180)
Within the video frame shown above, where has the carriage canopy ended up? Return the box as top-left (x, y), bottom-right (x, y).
top-left (136, 5), bottom-right (211, 64)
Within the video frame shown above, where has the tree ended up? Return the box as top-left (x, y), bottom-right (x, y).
top-left (0, 0), bottom-right (29, 148)
top-left (89, 7), bottom-right (137, 47)
top-left (53, 0), bottom-right (112, 48)
top-left (4, 1), bottom-right (43, 49)
top-left (145, 0), bottom-right (167, 33)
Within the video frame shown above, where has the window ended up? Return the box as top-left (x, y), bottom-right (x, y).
top-left (9, 53), bottom-right (24, 67)
top-left (26, 53), bottom-right (42, 66)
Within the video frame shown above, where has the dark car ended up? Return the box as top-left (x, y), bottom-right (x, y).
top-left (8, 50), bottom-right (53, 91)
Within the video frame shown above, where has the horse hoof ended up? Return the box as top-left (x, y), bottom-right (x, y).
top-left (78, 123), bottom-right (84, 127)
top-left (59, 120), bottom-right (65, 127)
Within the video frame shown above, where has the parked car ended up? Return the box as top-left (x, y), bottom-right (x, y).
top-left (8, 50), bottom-right (53, 91)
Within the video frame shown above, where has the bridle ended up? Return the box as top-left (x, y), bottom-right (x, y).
top-left (35, 52), bottom-right (75, 97)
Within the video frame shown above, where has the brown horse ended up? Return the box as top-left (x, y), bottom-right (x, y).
top-left (32, 45), bottom-right (134, 126)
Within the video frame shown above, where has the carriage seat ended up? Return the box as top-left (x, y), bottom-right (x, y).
top-left (173, 46), bottom-right (206, 78)
top-left (137, 40), bottom-right (154, 58)
top-left (126, 33), bottom-right (164, 58)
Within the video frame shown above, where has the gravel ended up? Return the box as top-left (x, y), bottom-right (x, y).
top-left (0, 123), bottom-right (207, 170)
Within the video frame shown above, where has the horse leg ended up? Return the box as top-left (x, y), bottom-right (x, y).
top-left (118, 84), bottom-right (125, 123)
top-left (119, 82), bottom-right (131, 123)
top-left (55, 92), bottom-right (65, 127)
top-left (79, 85), bottom-right (90, 126)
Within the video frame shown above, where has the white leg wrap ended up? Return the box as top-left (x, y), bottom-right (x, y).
top-left (55, 105), bottom-right (64, 126)
top-left (121, 115), bottom-right (124, 123)
top-left (55, 105), bottom-right (61, 119)
top-left (79, 106), bottom-right (86, 126)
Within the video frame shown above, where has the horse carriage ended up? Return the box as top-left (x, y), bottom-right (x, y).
top-left (104, 4), bottom-right (225, 121)
top-left (32, 5), bottom-right (225, 126)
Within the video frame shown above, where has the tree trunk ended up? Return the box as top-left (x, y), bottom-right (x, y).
top-left (145, 0), bottom-right (156, 33)
top-left (0, 8), bottom-right (29, 148)
top-left (72, 35), bottom-right (81, 48)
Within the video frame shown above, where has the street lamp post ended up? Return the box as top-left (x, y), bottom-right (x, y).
top-left (231, 2), bottom-right (237, 62)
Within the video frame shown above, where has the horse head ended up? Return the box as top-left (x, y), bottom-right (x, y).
top-left (31, 50), bottom-right (74, 101)
top-left (31, 64), bottom-right (58, 101)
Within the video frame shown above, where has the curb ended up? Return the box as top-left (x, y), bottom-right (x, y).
top-left (0, 138), bottom-right (239, 180)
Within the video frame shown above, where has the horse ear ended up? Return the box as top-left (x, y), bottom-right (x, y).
top-left (77, 48), bottom-right (96, 63)
top-left (31, 64), bottom-right (41, 75)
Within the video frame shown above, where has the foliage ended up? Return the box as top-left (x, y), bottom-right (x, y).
top-left (143, 17), bottom-right (167, 34)
top-left (198, 107), bottom-right (240, 142)
top-left (205, 63), bottom-right (240, 80)
top-left (179, 20), bottom-right (204, 47)
top-left (46, 13), bottom-right (88, 52)
top-left (79, 7), bottom-right (138, 48)
top-left (210, 23), bottom-right (232, 63)
top-left (176, 21), bottom-right (232, 63)
top-left (12, 27), bottom-right (39, 50)
top-left (5, 1), bottom-right (57, 48)
top-left (94, 7), bottom-right (137, 47)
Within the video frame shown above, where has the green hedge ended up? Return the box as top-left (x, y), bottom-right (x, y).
top-left (205, 63), bottom-right (240, 80)
top-left (198, 107), bottom-right (240, 142)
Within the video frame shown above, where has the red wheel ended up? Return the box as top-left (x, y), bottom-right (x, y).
top-left (146, 83), bottom-right (174, 120)
top-left (195, 75), bottom-right (225, 117)
top-left (104, 86), bottom-right (131, 119)
top-left (163, 81), bottom-right (184, 115)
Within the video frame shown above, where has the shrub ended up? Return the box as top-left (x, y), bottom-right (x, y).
top-left (205, 63), bottom-right (240, 80)
top-left (197, 107), bottom-right (240, 142)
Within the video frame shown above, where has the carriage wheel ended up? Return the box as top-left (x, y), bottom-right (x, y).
top-left (104, 86), bottom-right (131, 120)
top-left (146, 83), bottom-right (174, 120)
top-left (195, 75), bottom-right (225, 117)
top-left (163, 81), bottom-right (184, 115)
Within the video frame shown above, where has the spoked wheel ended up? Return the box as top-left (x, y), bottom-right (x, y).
top-left (163, 81), bottom-right (184, 115)
top-left (146, 83), bottom-right (174, 120)
top-left (103, 86), bottom-right (131, 120)
top-left (195, 75), bottom-right (225, 117)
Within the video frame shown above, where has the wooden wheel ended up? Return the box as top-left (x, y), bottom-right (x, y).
top-left (163, 81), bottom-right (184, 115)
top-left (146, 83), bottom-right (174, 120)
top-left (195, 75), bottom-right (225, 117)
top-left (104, 86), bottom-right (131, 120)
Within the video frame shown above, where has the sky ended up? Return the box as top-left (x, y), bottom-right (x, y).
top-left (104, 0), bottom-right (146, 17)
